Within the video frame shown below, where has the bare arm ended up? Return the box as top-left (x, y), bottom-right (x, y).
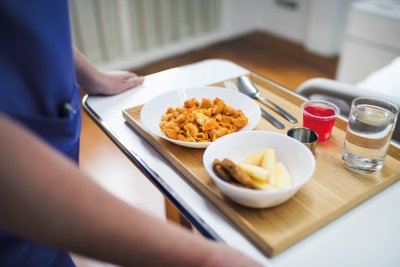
top-left (74, 48), bottom-right (144, 95)
top-left (0, 114), bottom-right (261, 267)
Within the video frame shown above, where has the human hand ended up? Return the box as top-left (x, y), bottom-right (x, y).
top-left (74, 48), bottom-right (144, 95)
top-left (80, 70), bottom-right (144, 95)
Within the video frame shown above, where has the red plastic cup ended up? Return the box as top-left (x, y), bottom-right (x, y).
top-left (301, 100), bottom-right (340, 142)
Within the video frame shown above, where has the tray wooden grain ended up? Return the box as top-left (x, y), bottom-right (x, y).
top-left (122, 73), bottom-right (400, 256)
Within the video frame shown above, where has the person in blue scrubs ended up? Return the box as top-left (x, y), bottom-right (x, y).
top-left (0, 1), bottom-right (261, 267)
top-left (0, 1), bottom-right (143, 266)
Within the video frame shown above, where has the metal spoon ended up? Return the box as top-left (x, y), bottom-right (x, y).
top-left (237, 76), bottom-right (298, 123)
top-left (225, 79), bottom-right (284, 129)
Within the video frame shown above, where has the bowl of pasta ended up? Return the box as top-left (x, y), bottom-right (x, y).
top-left (203, 131), bottom-right (315, 208)
top-left (140, 86), bottom-right (261, 148)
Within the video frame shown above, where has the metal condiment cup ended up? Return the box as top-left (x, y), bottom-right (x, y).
top-left (287, 127), bottom-right (318, 154)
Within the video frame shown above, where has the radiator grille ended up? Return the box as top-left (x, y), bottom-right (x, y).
top-left (69, 0), bottom-right (222, 69)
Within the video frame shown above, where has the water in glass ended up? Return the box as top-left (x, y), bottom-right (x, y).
top-left (342, 102), bottom-right (397, 173)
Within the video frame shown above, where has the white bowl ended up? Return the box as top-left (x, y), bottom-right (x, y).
top-left (140, 86), bottom-right (261, 148)
top-left (203, 131), bottom-right (316, 208)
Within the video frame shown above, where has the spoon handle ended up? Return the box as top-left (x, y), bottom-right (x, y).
top-left (257, 95), bottom-right (298, 123)
top-left (260, 108), bottom-right (285, 129)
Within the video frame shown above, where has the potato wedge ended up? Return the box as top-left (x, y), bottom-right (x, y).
top-left (275, 162), bottom-right (292, 189)
top-left (269, 163), bottom-right (280, 188)
top-left (269, 162), bottom-right (292, 189)
top-left (240, 148), bottom-right (267, 166)
top-left (251, 180), bottom-right (276, 190)
top-left (238, 163), bottom-right (270, 182)
top-left (261, 148), bottom-right (275, 172)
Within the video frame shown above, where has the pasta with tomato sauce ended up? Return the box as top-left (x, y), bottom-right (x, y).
top-left (159, 97), bottom-right (248, 142)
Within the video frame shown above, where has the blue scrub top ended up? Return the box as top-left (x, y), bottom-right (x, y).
top-left (0, 1), bottom-right (80, 266)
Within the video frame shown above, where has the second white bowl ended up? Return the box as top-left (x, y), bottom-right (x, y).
top-left (203, 131), bottom-right (316, 208)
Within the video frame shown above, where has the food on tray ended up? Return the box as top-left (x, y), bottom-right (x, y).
top-left (159, 97), bottom-right (248, 142)
top-left (237, 163), bottom-right (269, 182)
top-left (213, 159), bottom-right (259, 189)
top-left (212, 159), bottom-right (232, 183)
top-left (261, 148), bottom-right (275, 172)
top-left (241, 148), bottom-right (267, 166)
top-left (212, 147), bottom-right (292, 190)
top-left (212, 159), bottom-right (271, 190)
top-left (269, 162), bottom-right (292, 189)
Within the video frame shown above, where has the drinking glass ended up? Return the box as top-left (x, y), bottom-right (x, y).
top-left (301, 100), bottom-right (340, 142)
top-left (342, 97), bottom-right (399, 174)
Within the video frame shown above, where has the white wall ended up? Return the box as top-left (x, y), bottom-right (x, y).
top-left (304, 0), bottom-right (356, 56)
top-left (222, 0), bottom-right (269, 36)
top-left (261, 0), bottom-right (310, 43)
top-left (221, 0), bottom-right (355, 56)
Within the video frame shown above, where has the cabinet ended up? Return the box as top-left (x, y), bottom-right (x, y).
top-left (336, 1), bottom-right (400, 83)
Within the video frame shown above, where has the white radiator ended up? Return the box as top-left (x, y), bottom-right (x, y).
top-left (69, 0), bottom-right (224, 70)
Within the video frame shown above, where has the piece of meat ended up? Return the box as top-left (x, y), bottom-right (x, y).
top-left (212, 159), bottom-right (233, 183)
top-left (221, 158), bottom-right (254, 188)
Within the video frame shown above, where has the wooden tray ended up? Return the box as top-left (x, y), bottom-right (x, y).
top-left (122, 73), bottom-right (400, 256)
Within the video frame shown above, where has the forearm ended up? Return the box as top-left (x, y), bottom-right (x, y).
top-left (0, 114), bottom-right (226, 267)
top-left (73, 48), bottom-right (100, 94)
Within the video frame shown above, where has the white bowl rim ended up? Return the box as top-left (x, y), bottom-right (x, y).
top-left (203, 131), bottom-right (316, 195)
